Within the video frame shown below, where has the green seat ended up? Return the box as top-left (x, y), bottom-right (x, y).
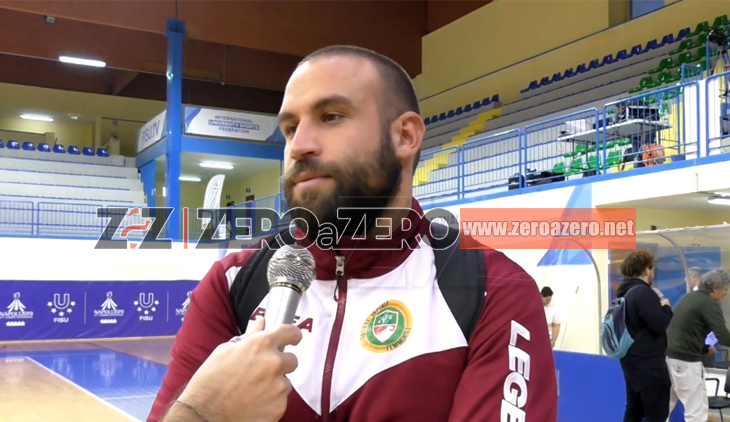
top-left (586, 154), bottom-right (599, 169)
top-left (575, 144), bottom-right (587, 155)
top-left (619, 138), bottom-right (632, 146)
top-left (695, 46), bottom-right (707, 61)
top-left (675, 52), bottom-right (693, 66)
top-left (606, 140), bottom-right (618, 149)
top-left (608, 151), bottom-right (622, 167)
top-left (650, 57), bottom-right (673, 74)
top-left (688, 21), bottom-right (710, 37)
top-left (563, 151), bottom-right (575, 158)
top-left (712, 15), bottom-right (729, 29)
top-left (670, 39), bottom-right (692, 55)
top-left (587, 144), bottom-right (596, 153)
top-left (569, 158), bottom-right (583, 173)
top-left (552, 162), bottom-right (565, 174)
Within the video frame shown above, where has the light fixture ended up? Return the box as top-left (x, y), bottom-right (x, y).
top-left (70, 116), bottom-right (78, 120)
top-left (20, 114), bottom-right (53, 122)
top-left (179, 176), bottom-right (202, 182)
top-left (59, 55), bottom-right (106, 68)
top-left (707, 196), bottom-right (730, 206)
top-left (199, 162), bottom-right (234, 170)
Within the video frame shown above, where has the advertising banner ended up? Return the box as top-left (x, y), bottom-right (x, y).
top-left (0, 280), bottom-right (199, 341)
top-left (184, 106), bottom-right (277, 142)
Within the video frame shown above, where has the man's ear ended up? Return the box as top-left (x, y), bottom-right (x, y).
top-left (392, 111), bottom-right (425, 165)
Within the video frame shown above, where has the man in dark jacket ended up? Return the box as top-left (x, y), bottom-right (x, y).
top-left (666, 269), bottom-right (730, 422)
top-left (616, 250), bottom-right (673, 422)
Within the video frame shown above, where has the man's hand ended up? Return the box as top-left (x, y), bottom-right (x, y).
top-left (175, 317), bottom-right (303, 422)
top-left (660, 298), bottom-right (671, 307)
top-left (708, 346), bottom-right (718, 357)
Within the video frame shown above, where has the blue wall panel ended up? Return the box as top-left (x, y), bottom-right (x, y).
top-left (0, 280), bottom-right (197, 341)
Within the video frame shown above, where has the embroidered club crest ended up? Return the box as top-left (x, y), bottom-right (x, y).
top-left (360, 300), bottom-right (412, 353)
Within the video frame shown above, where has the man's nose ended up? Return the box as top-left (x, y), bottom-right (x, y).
top-left (289, 120), bottom-right (322, 160)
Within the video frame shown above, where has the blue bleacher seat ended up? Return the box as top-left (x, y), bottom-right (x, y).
top-left (464, 104), bottom-right (473, 113)
top-left (576, 63), bottom-right (587, 73)
top-left (7, 140), bottom-right (19, 150)
top-left (551, 72), bottom-right (564, 83)
top-left (82, 147), bottom-right (94, 156)
top-left (38, 143), bottom-right (50, 152)
top-left (473, 101), bottom-right (481, 110)
top-left (676, 27), bottom-right (690, 41)
top-left (22, 141), bottom-right (34, 151)
top-left (491, 94), bottom-right (499, 103)
top-left (455, 107), bottom-right (463, 116)
top-left (588, 58), bottom-right (601, 70)
top-left (439, 112), bottom-right (446, 121)
top-left (68, 145), bottom-right (80, 155)
top-left (96, 148), bottom-right (109, 157)
top-left (660, 33), bottom-right (675, 46)
top-left (644, 39), bottom-right (659, 52)
top-left (425, 117), bottom-right (431, 125)
top-left (52, 144), bottom-right (65, 154)
top-left (0, 140), bottom-right (3, 148)
top-left (447, 110), bottom-right (455, 118)
top-left (616, 49), bottom-right (629, 60)
top-left (601, 54), bottom-right (616, 66)
top-left (630, 44), bottom-right (643, 56)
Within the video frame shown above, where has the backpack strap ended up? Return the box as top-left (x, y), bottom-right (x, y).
top-left (229, 229), bottom-right (296, 333)
top-left (429, 221), bottom-right (487, 342)
top-left (229, 223), bottom-right (488, 342)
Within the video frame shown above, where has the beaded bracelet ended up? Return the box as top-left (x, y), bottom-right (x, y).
top-left (174, 399), bottom-right (208, 421)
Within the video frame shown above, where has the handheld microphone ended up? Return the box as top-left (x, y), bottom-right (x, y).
top-left (264, 244), bottom-right (316, 328)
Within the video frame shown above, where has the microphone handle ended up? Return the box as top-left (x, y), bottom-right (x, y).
top-left (264, 285), bottom-right (302, 328)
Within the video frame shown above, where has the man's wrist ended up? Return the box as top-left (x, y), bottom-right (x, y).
top-left (161, 400), bottom-right (208, 422)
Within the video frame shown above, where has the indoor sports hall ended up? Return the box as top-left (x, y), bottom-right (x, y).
top-left (1, 1), bottom-right (730, 421)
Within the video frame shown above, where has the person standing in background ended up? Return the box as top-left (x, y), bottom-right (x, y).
top-left (616, 250), bottom-right (673, 422)
top-left (542, 287), bottom-right (562, 349)
top-left (686, 267), bottom-right (701, 292)
top-left (666, 269), bottom-right (730, 422)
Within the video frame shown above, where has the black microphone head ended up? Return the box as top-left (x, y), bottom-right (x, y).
top-left (267, 244), bottom-right (316, 293)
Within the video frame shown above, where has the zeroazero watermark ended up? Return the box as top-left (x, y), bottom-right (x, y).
top-left (94, 206), bottom-right (461, 251)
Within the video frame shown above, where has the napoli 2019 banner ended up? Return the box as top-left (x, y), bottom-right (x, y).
top-left (0, 280), bottom-right (199, 341)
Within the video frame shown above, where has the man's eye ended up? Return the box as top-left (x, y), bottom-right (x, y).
top-left (285, 124), bottom-right (298, 135)
top-left (323, 113), bottom-right (342, 122)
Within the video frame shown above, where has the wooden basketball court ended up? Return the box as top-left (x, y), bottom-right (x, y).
top-left (0, 339), bottom-right (174, 422)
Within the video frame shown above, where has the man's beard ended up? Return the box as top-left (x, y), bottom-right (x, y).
top-left (282, 130), bottom-right (403, 243)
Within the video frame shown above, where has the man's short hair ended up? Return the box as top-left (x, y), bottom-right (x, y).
top-left (541, 286), bottom-right (553, 297)
top-left (697, 269), bottom-right (730, 294)
top-left (620, 250), bottom-right (656, 279)
top-left (688, 267), bottom-right (702, 278)
top-left (298, 45), bottom-right (422, 174)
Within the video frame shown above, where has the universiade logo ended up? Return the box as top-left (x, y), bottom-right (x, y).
top-left (94, 291), bottom-right (124, 325)
top-left (94, 206), bottom-right (461, 252)
top-left (0, 292), bottom-right (34, 327)
top-left (48, 293), bottom-right (76, 324)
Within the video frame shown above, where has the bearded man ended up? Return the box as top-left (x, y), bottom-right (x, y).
top-left (148, 45), bottom-right (557, 422)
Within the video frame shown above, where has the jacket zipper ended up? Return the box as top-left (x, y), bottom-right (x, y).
top-left (321, 253), bottom-right (347, 422)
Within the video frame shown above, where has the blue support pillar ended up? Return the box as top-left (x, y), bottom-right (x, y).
top-left (140, 160), bottom-right (156, 207)
top-left (165, 18), bottom-right (185, 240)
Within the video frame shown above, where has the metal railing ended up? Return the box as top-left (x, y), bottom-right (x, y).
top-left (523, 108), bottom-right (599, 185)
top-left (602, 81), bottom-right (700, 171)
top-left (2, 77), bottom-right (730, 240)
top-left (705, 69), bottom-right (730, 156)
